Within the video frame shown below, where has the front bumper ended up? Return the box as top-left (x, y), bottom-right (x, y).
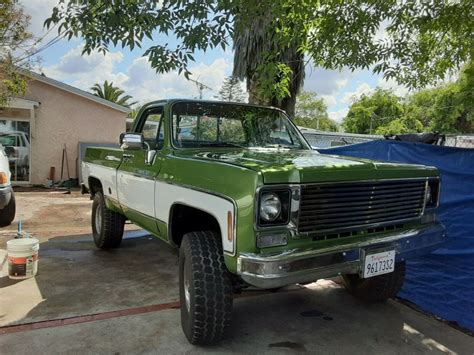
top-left (237, 223), bottom-right (446, 289)
top-left (0, 185), bottom-right (12, 209)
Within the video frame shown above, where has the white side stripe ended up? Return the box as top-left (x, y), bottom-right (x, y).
top-left (155, 181), bottom-right (235, 254)
top-left (83, 162), bottom-right (236, 254)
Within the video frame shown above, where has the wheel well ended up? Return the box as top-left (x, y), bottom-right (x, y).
top-left (88, 177), bottom-right (102, 196)
top-left (169, 204), bottom-right (221, 247)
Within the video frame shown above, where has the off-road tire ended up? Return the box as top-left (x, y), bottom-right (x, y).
top-left (0, 192), bottom-right (15, 227)
top-left (179, 231), bottom-right (233, 345)
top-left (91, 191), bottom-right (125, 249)
top-left (342, 261), bottom-right (406, 302)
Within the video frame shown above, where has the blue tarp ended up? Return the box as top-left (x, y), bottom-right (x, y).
top-left (321, 140), bottom-right (474, 331)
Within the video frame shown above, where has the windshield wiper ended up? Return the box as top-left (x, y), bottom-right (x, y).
top-left (264, 144), bottom-right (299, 150)
top-left (198, 142), bottom-right (246, 148)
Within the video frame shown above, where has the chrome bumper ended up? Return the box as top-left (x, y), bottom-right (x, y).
top-left (237, 223), bottom-right (446, 289)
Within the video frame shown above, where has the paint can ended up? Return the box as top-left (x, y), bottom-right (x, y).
top-left (7, 238), bottom-right (39, 279)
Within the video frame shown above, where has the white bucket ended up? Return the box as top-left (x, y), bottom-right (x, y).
top-left (7, 238), bottom-right (40, 279)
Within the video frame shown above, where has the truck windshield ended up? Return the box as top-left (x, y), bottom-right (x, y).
top-left (172, 102), bottom-right (309, 150)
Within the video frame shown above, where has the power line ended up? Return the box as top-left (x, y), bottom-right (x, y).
top-left (15, 2), bottom-right (108, 64)
top-left (187, 77), bottom-right (213, 99)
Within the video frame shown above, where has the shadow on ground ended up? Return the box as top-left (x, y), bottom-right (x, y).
top-left (0, 230), bottom-right (178, 326)
top-left (1, 230), bottom-right (473, 354)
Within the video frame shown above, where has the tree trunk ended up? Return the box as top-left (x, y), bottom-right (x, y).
top-left (247, 51), bottom-right (304, 119)
top-left (247, 74), bottom-right (272, 106)
top-left (275, 94), bottom-right (297, 118)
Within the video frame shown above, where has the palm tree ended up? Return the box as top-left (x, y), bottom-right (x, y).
top-left (90, 80), bottom-right (137, 108)
top-left (232, 13), bottom-right (305, 117)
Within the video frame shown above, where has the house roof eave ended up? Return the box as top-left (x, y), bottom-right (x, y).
top-left (23, 70), bottom-right (132, 114)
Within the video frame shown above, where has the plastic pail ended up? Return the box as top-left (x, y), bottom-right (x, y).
top-left (7, 238), bottom-right (39, 279)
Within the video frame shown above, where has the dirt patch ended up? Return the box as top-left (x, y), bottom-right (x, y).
top-left (0, 191), bottom-right (139, 245)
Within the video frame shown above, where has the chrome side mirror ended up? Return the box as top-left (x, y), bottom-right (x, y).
top-left (120, 133), bottom-right (143, 150)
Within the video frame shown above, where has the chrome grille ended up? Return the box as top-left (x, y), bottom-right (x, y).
top-left (298, 180), bottom-right (426, 234)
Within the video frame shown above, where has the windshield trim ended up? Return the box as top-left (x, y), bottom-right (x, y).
top-left (168, 100), bottom-right (312, 151)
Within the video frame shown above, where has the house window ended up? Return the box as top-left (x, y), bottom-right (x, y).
top-left (0, 120), bottom-right (30, 183)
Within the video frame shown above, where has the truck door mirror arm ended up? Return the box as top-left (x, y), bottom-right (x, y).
top-left (145, 147), bottom-right (157, 166)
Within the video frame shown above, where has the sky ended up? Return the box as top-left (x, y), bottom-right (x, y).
top-left (21, 0), bottom-right (409, 123)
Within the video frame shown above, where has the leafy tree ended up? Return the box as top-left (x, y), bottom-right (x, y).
top-left (343, 88), bottom-right (406, 134)
top-left (455, 60), bottom-right (474, 132)
top-left (405, 61), bottom-right (473, 133)
top-left (343, 62), bottom-right (474, 135)
top-left (232, 10), bottom-right (305, 116)
top-left (128, 105), bottom-right (142, 119)
top-left (375, 117), bottom-right (424, 135)
top-left (0, 0), bottom-right (34, 106)
top-left (46, 1), bottom-right (472, 115)
top-left (218, 76), bottom-right (247, 102)
top-left (293, 91), bottom-right (337, 132)
top-left (90, 80), bottom-right (137, 108)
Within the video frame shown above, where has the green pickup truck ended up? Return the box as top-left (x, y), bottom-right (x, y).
top-left (82, 99), bottom-right (445, 345)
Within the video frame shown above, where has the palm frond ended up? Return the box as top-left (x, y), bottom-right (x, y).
top-left (90, 80), bottom-right (137, 108)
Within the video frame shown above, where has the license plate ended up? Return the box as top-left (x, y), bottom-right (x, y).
top-left (363, 250), bottom-right (395, 278)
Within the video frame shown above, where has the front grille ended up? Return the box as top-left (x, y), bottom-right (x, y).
top-left (298, 180), bottom-right (426, 234)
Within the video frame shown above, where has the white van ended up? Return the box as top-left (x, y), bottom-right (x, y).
top-left (0, 144), bottom-right (15, 226)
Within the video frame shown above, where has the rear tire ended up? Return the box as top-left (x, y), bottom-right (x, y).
top-left (179, 231), bottom-right (233, 345)
top-left (91, 191), bottom-right (125, 248)
top-left (0, 192), bottom-right (15, 227)
top-left (342, 261), bottom-right (406, 302)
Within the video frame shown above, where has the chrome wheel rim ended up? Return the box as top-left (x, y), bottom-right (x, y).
top-left (184, 259), bottom-right (191, 313)
top-left (95, 203), bottom-right (102, 234)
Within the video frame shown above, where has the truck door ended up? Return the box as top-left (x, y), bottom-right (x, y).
top-left (117, 105), bottom-right (164, 235)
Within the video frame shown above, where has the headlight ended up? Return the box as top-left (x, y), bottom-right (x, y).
top-left (257, 189), bottom-right (292, 227)
top-left (425, 179), bottom-right (440, 209)
top-left (260, 193), bottom-right (281, 222)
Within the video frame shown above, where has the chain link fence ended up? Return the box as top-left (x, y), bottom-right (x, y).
top-left (299, 127), bottom-right (474, 149)
top-left (445, 135), bottom-right (474, 148)
top-left (299, 127), bottom-right (381, 148)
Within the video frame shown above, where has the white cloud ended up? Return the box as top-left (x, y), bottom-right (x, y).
top-left (320, 94), bottom-right (337, 107)
top-left (19, 0), bottom-right (63, 56)
top-left (122, 56), bottom-right (231, 103)
top-left (58, 47), bottom-right (124, 75)
top-left (341, 83), bottom-right (373, 104)
top-left (20, 0), bottom-right (58, 36)
top-left (328, 108), bottom-right (349, 123)
top-left (302, 64), bottom-right (360, 112)
top-left (335, 78), bottom-right (349, 89)
top-left (41, 45), bottom-right (127, 90)
top-left (377, 78), bottom-right (410, 97)
top-left (304, 66), bottom-right (354, 96)
top-left (40, 45), bottom-right (233, 105)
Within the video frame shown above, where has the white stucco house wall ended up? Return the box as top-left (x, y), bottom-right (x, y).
top-left (0, 70), bottom-right (130, 185)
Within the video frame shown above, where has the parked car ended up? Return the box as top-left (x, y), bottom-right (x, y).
top-left (82, 99), bottom-right (446, 345)
top-left (0, 144), bottom-right (16, 226)
top-left (0, 131), bottom-right (30, 179)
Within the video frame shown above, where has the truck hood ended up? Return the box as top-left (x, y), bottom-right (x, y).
top-left (173, 148), bottom-right (437, 184)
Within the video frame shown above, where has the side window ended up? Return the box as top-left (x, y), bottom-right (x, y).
top-left (137, 107), bottom-right (163, 150)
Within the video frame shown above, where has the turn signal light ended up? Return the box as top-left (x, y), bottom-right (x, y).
top-left (227, 211), bottom-right (233, 242)
top-left (0, 172), bottom-right (7, 185)
top-left (257, 233), bottom-right (288, 248)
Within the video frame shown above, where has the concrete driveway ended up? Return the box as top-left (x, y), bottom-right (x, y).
top-left (0, 191), bottom-right (473, 354)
